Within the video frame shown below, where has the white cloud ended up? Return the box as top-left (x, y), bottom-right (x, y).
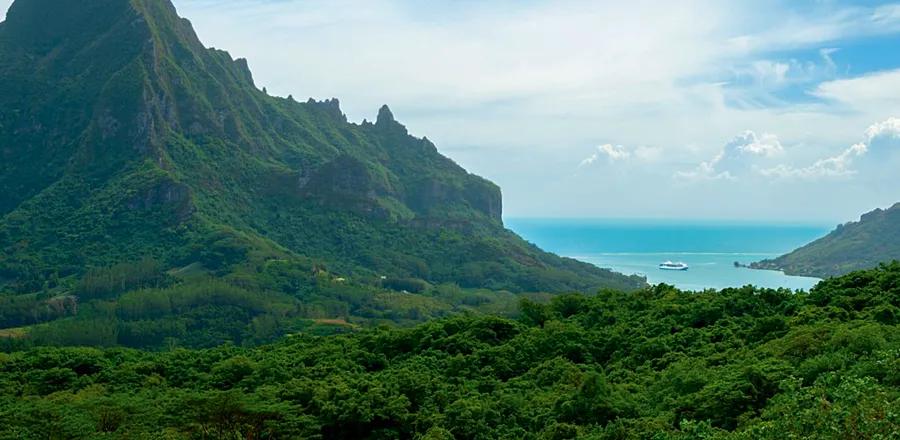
top-left (578, 153), bottom-right (600, 168)
top-left (762, 117), bottom-right (900, 179)
top-left (873, 3), bottom-right (900, 25)
top-left (761, 145), bottom-right (863, 179)
top-left (820, 48), bottom-right (839, 72)
top-left (598, 144), bottom-right (631, 161)
top-left (724, 50), bottom-right (843, 110)
top-left (748, 61), bottom-right (791, 86)
top-left (578, 143), bottom-right (665, 167)
top-left (863, 117), bottom-right (900, 140)
top-left (730, 131), bottom-right (784, 157)
top-left (675, 156), bottom-right (734, 181)
top-left (677, 130), bottom-right (784, 180)
top-left (726, 3), bottom-right (900, 53)
top-left (813, 69), bottom-right (900, 111)
top-left (579, 144), bottom-right (629, 166)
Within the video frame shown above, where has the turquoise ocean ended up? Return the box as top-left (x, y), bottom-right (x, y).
top-left (506, 219), bottom-right (834, 291)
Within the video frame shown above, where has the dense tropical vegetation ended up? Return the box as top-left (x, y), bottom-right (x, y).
top-left (1, 263), bottom-right (898, 438)
top-left (0, 255), bottom-right (563, 349)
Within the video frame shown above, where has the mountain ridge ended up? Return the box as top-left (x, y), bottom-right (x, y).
top-left (752, 202), bottom-right (900, 278)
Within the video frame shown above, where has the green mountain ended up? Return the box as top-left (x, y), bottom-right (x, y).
top-left (752, 203), bottom-right (900, 278)
top-left (0, 0), bottom-right (643, 345)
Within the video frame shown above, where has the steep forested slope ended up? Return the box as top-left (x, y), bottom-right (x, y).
top-left (1, 264), bottom-right (898, 439)
top-left (0, 0), bottom-right (644, 339)
top-left (753, 203), bottom-right (900, 278)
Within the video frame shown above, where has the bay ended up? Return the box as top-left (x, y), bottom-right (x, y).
top-left (506, 218), bottom-right (833, 291)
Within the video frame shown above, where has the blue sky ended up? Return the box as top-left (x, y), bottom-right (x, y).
top-left (3, 0), bottom-right (899, 222)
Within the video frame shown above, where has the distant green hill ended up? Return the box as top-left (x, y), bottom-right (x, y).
top-left (752, 203), bottom-right (900, 278)
top-left (0, 0), bottom-right (643, 346)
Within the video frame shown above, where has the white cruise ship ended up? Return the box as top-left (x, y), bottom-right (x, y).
top-left (659, 261), bottom-right (689, 271)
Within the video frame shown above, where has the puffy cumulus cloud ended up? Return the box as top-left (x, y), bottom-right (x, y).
top-left (729, 131), bottom-right (784, 157)
top-left (676, 130), bottom-right (783, 180)
top-left (855, 117), bottom-right (900, 167)
top-left (762, 117), bottom-right (900, 179)
top-left (864, 117), bottom-right (900, 142)
top-left (760, 145), bottom-right (864, 179)
top-left (599, 144), bottom-right (631, 161)
top-left (579, 144), bottom-right (628, 167)
top-left (579, 144), bottom-right (664, 167)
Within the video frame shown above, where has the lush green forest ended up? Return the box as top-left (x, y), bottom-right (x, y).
top-left (1, 263), bottom-right (897, 439)
top-left (753, 203), bottom-right (900, 278)
top-left (0, 255), bottom-right (561, 349)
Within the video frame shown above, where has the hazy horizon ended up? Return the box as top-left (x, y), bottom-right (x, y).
top-left (3, 0), bottom-right (898, 222)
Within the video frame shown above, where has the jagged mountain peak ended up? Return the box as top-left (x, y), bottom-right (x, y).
top-left (376, 105), bottom-right (396, 125)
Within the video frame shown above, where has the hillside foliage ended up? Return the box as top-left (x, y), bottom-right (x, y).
top-left (1, 264), bottom-right (898, 439)
top-left (754, 203), bottom-right (900, 278)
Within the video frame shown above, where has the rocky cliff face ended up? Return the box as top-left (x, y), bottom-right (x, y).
top-left (126, 178), bottom-right (194, 224)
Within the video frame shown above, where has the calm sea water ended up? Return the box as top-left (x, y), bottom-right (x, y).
top-left (506, 218), bottom-right (833, 291)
